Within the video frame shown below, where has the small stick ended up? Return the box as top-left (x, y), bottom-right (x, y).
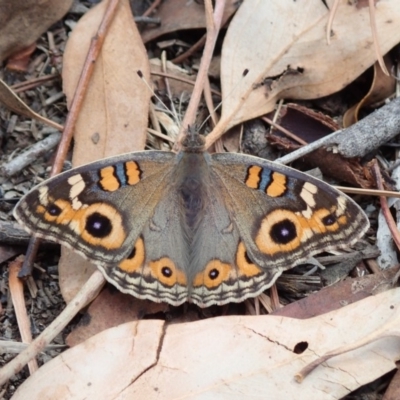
top-left (142, 0), bottom-right (161, 17)
top-left (8, 257), bottom-right (39, 374)
top-left (373, 160), bottom-right (400, 250)
top-left (172, 35), bottom-right (207, 65)
top-left (296, 331), bottom-right (400, 383)
top-left (11, 74), bottom-right (60, 93)
top-left (2, 132), bottom-right (61, 177)
top-left (175, 0), bottom-right (226, 148)
top-left (0, 341), bottom-right (65, 354)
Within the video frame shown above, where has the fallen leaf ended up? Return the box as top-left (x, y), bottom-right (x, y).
top-left (209, 0), bottom-right (400, 141)
top-left (343, 57), bottom-right (396, 127)
top-left (141, 0), bottom-right (239, 43)
top-left (60, 0), bottom-right (151, 302)
top-left (0, 0), bottom-right (73, 63)
top-left (11, 288), bottom-right (400, 399)
top-left (62, 0), bottom-right (150, 163)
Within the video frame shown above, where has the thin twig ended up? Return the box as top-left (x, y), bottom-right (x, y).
top-left (175, 0), bottom-right (226, 149)
top-left (172, 34), bottom-right (207, 64)
top-left (142, 0), bottom-right (161, 17)
top-left (9, 257), bottom-right (38, 375)
top-left (373, 160), bottom-right (400, 250)
top-left (11, 74), bottom-right (60, 92)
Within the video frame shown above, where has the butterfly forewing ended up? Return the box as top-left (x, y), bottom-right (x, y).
top-left (14, 151), bottom-right (176, 264)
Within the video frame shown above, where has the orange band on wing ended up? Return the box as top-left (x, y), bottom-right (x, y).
top-left (266, 172), bottom-right (287, 197)
top-left (125, 161), bottom-right (141, 185)
top-left (118, 237), bottom-right (145, 273)
top-left (99, 166), bottom-right (120, 191)
top-left (245, 166), bottom-right (262, 189)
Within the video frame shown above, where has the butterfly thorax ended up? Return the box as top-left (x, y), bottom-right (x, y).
top-left (176, 150), bottom-right (211, 237)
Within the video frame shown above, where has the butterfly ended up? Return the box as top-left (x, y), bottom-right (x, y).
top-left (14, 129), bottom-right (369, 307)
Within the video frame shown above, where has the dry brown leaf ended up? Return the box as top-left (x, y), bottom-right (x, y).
top-left (62, 0), bottom-right (150, 163)
top-left (0, 0), bottom-right (73, 63)
top-left (343, 57), bottom-right (396, 127)
top-left (141, 0), bottom-right (239, 43)
top-left (60, 0), bottom-right (151, 302)
top-left (12, 288), bottom-right (400, 399)
top-left (209, 0), bottom-right (400, 142)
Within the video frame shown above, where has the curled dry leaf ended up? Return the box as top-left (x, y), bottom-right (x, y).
top-left (60, 0), bottom-right (151, 302)
top-left (209, 0), bottom-right (400, 143)
top-left (343, 57), bottom-right (396, 127)
top-left (0, 0), bottom-right (73, 63)
top-left (12, 288), bottom-right (400, 399)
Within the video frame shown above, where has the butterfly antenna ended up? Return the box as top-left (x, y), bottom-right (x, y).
top-left (160, 52), bottom-right (180, 124)
top-left (136, 70), bottom-right (177, 119)
top-left (198, 98), bottom-right (223, 132)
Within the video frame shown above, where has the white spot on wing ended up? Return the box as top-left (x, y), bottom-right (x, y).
top-left (300, 182), bottom-right (317, 209)
top-left (38, 186), bottom-right (49, 206)
top-left (336, 196), bottom-right (347, 215)
top-left (68, 174), bottom-right (85, 210)
top-left (300, 206), bottom-right (313, 219)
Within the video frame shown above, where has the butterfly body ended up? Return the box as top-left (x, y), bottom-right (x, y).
top-left (14, 132), bottom-right (369, 307)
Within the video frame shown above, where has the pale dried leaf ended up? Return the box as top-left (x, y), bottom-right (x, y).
top-left (214, 0), bottom-right (400, 136)
top-left (60, 0), bottom-right (151, 302)
top-left (62, 0), bottom-right (150, 163)
top-left (12, 289), bottom-right (400, 399)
